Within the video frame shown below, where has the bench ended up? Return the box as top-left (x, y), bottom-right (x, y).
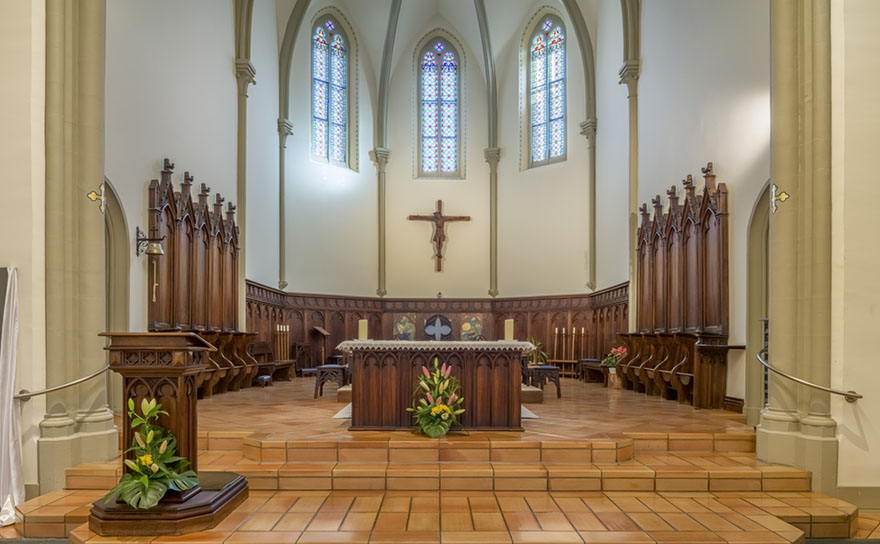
top-left (248, 340), bottom-right (294, 383)
top-left (578, 358), bottom-right (605, 384)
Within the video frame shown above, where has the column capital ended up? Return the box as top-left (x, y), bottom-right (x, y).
top-left (579, 118), bottom-right (597, 147)
top-left (235, 59), bottom-right (256, 96)
top-left (277, 118), bottom-right (293, 148)
top-left (370, 147), bottom-right (392, 173)
top-left (483, 147), bottom-right (501, 170)
top-left (278, 280), bottom-right (288, 290)
top-left (618, 60), bottom-right (640, 98)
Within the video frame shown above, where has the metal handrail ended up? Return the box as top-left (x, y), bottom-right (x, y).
top-left (13, 365), bottom-right (111, 401)
top-left (756, 350), bottom-right (861, 403)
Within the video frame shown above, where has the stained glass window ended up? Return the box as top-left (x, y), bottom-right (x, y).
top-left (312, 19), bottom-right (347, 165)
top-left (529, 19), bottom-right (566, 166)
top-left (419, 39), bottom-right (460, 176)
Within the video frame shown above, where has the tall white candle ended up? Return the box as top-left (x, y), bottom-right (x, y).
top-left (504, 319), bottom-right (514, 341)
top-left (358, 319), bottom-right (368, 340)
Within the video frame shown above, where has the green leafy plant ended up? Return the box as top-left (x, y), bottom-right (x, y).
top-left (527, 337), bottom-right (548, 365)
top-left (406, 358), bottom-right (465, 438)
top-left (103, 398), bottom-right (198, 510)
top-left (601, 346), bottom-right (628, 367)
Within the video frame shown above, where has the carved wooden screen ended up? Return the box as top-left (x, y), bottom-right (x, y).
top-left (635, 163), bottom-right (729, 336)
top-left (147, 159), bottom-right (240, 332)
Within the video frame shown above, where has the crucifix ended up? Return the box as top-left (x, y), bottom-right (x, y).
top-left (408, 200), bottom-right (471, 272)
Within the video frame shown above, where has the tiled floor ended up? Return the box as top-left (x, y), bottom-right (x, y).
top-left (197, 378), bottom-right (751, 442)
top-left (58, 489), bottom-right (859, 543)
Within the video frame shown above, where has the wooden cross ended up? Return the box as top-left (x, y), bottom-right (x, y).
top-left (408, 200), bottom-right (471, 271)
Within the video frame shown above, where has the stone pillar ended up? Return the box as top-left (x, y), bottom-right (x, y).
top-left (39, 0), bottom-right (117, 493)
top-left (485, 147), bottom-right (500, 298)
top-left (580, 119), bottom-right (597, 291)
top-left (235, 60), bottom-right (255, 327)
top-left (619, 61), bottom-right (640, 330)
top-left (277, 119), bottom-right (292, 291)
top-left (757, 0), bottom-right (838, 493)
top-left (370, 148), bottom-right (391, 297)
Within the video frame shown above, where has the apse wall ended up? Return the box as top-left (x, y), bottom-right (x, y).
top-left (284, 0), bottom-right (598, 298)
top-left (831, 0), bottom-right (880, 492)
top-left (637, 0), bottom-right (771, 400)
top-left (0, 0), bottom-right (46, 496)
top-left (593, 0), bottom-right (629, 290)
top-left (284, 0), bottom-right (379, 297)
top-left (104, 0), bottom-right (239, 332)
top-left (246, 0), bottom-right (282, 289)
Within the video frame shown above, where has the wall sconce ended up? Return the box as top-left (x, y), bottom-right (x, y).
top-left (135, 226), bottom-right (165, 257)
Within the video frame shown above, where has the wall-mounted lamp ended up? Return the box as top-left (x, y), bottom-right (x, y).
top-left (135, 226), bottom-right (165, 257)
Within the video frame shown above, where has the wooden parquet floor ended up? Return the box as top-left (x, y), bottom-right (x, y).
top-left (197, 378), bottom-right (750, 442)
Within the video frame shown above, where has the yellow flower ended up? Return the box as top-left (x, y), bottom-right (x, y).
top-left (462, 323), bottom-right (471, 331)
top-left (431, 404), bottom-right (452, 416)
top-left (138, 454), bottom-right (153, 466)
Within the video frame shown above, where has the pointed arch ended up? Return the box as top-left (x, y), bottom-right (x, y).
top-left (413, 29), bottom-right (467, 179)
top-left (309, 6), bottom-right (360, 171)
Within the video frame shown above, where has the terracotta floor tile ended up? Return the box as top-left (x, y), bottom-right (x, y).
top-left (373, 512), bottom-right (409, 532)
top-left (340, 512), bottom-right (377, 532)
top-left (442, 512), bottom-right (474, 531)
top-left (535, 512), bottom-right (575, 531)
top-left (472, 512), bottom-right (508, 531)
top-left (408, 512), bottom-right (441, 532)
top-left (626, 513), bottom-right (673, 532)
top-left (295, 531), bottom-right (371, 543)
top-left (578, 531), bottom-right (654, 543)
top-left (152, 531), bottom-right (231, 543)
top-left (504, 511), bottom-right (542, 531)
top-left (275, 512), bottom-right (316, 532)
top-left (509, 531), bottom-right (584, 543)
top-left (224, 531), bottom-right (302, 543)
top-left (307, 512), bottom-right (347, 532)
top-left (440, 530), bottom-right (512, 543)
top-left (239, 512), bottom-right (283, 531)
top-left (369, 531), bottom-right (440, 543)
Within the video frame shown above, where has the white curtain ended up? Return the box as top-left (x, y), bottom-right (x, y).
top-left (0, 268), bottom-right (23, 527)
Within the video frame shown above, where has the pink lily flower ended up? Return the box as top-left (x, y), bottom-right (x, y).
top-left (422, 366), bottom-right (430, 378)
top-left (444, 365), bottom-right (452, 378)
top-left (426, 392), bottom-right (434, 404)
top-left (441, 363), bottom-right (448, 375)
top-left (448, 393), bottom-right (457, 404)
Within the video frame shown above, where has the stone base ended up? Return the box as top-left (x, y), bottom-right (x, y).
top-left (88, 471), bottom-right (248, 536)
top-left (337, 384), bottom-right (352, 403)
top-left (521, 385), bottom-right (543, 404)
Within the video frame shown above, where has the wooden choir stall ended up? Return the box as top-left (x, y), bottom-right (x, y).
top-left (338, 340), bottom-right (534, 431)
top-left (618, 162), bottom-right (732, 409)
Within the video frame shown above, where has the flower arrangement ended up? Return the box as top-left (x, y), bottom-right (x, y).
top-left (601, 346), bottom-right (627, 367)
top-left (527, 337), bottom-right (548, 365)
top-left (103, 398), bottom-right (198, 510)
top-left (406, 358), bottom-right (465, 438)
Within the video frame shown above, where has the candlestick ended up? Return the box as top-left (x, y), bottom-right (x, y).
top-left (358, 319), bottom-right (368, 341)
top-left (504, 319), bottom-right (514, 341)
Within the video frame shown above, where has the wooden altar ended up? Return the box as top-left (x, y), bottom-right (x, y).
top-left (338, 340), bottom-right (533, 431)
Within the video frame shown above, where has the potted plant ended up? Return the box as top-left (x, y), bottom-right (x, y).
top-left (601, 346), bottom-right (627, 389)
top-left (527, 337), bottom-right (548, 366)
top-left (103, 398), bottom-right (198, 509)
top-left (407, 358), bottom-right (465, 438)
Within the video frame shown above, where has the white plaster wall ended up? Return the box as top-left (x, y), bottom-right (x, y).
top-left (104, 0), bottom-right (238, 332)
top-left (831, 0), bottom-right (880, 488)
top-left (638, 0), bottom-right (771, 399)
top-left (385, 19), bottom-right (490, 298)
top-left (284, 1), bottom-right (379, 296)
top-left (247, 0), bottom-right (281, 288)
top-left (593, 0), bottom-right (629, 290)
top-left (0, 0), bottom-right (46, 495)
top-left (496, 6), bottom-right (592, 297)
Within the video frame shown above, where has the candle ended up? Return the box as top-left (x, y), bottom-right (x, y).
top-left (358, 319), bottom-right (368, 341)
top-left (555, 327), bottom-right (558, 334)
top-left (504, 319), bottom-right (514, 341)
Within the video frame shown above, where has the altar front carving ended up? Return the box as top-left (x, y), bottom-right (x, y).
top-left (338, 340), bottom-right (533, 431)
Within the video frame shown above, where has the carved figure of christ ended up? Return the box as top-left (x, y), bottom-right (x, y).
top-left (408, 199), bottom-right (471, 271)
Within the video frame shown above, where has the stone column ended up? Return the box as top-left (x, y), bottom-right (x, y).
top-left (757, 0), bottom-right (838, 493)
top-left (580, 119), bottom-right (597, 291)
top-left (40, 0), bottom-right (117, 493)
top-left (370, 148), bottom-right (391, 297)
top-left (485, 147), bottom-right (500, 298)
top-left (235, 60), bottom-right (255, 328)
top-left (277, 119), bottom-right (292, 291)
top-left (619, 61), bottom-right (640, 330)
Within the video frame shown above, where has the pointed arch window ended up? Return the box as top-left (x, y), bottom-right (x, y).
top-left (418, 38), bottom-right (461, 178)
top-left (312, 18), bottom-right (348, 166)
top-left (528, 17), bottom-right (566, 167)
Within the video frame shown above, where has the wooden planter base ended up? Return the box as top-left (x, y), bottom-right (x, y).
top-left (88, 472), bottom-right (248, 537)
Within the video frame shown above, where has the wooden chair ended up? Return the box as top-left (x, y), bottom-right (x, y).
top-left (520, 356), bottom-right (535, 386)
top-left (649, 333), bottom-right (676, 399)
top-left (658, 333), bottom-right (696, 404)
top-left (314, 365), bottom-right (346, 398)
top-left (531, 364), bottom-right (562, 398)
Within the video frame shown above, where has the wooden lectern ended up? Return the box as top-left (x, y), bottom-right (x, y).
top-left (89, 333), bottom-right (248, 536)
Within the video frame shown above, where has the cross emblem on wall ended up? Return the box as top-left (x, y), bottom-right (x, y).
top-left (425, 316), bottom-right (452, 340)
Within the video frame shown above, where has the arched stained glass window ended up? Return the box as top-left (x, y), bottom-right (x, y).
top-left (418, 38), bottom-right (461, 177)
top-left (529, 17), bottom-right (566, 167)
top-left (312, 19), bottom-right (348, 166)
